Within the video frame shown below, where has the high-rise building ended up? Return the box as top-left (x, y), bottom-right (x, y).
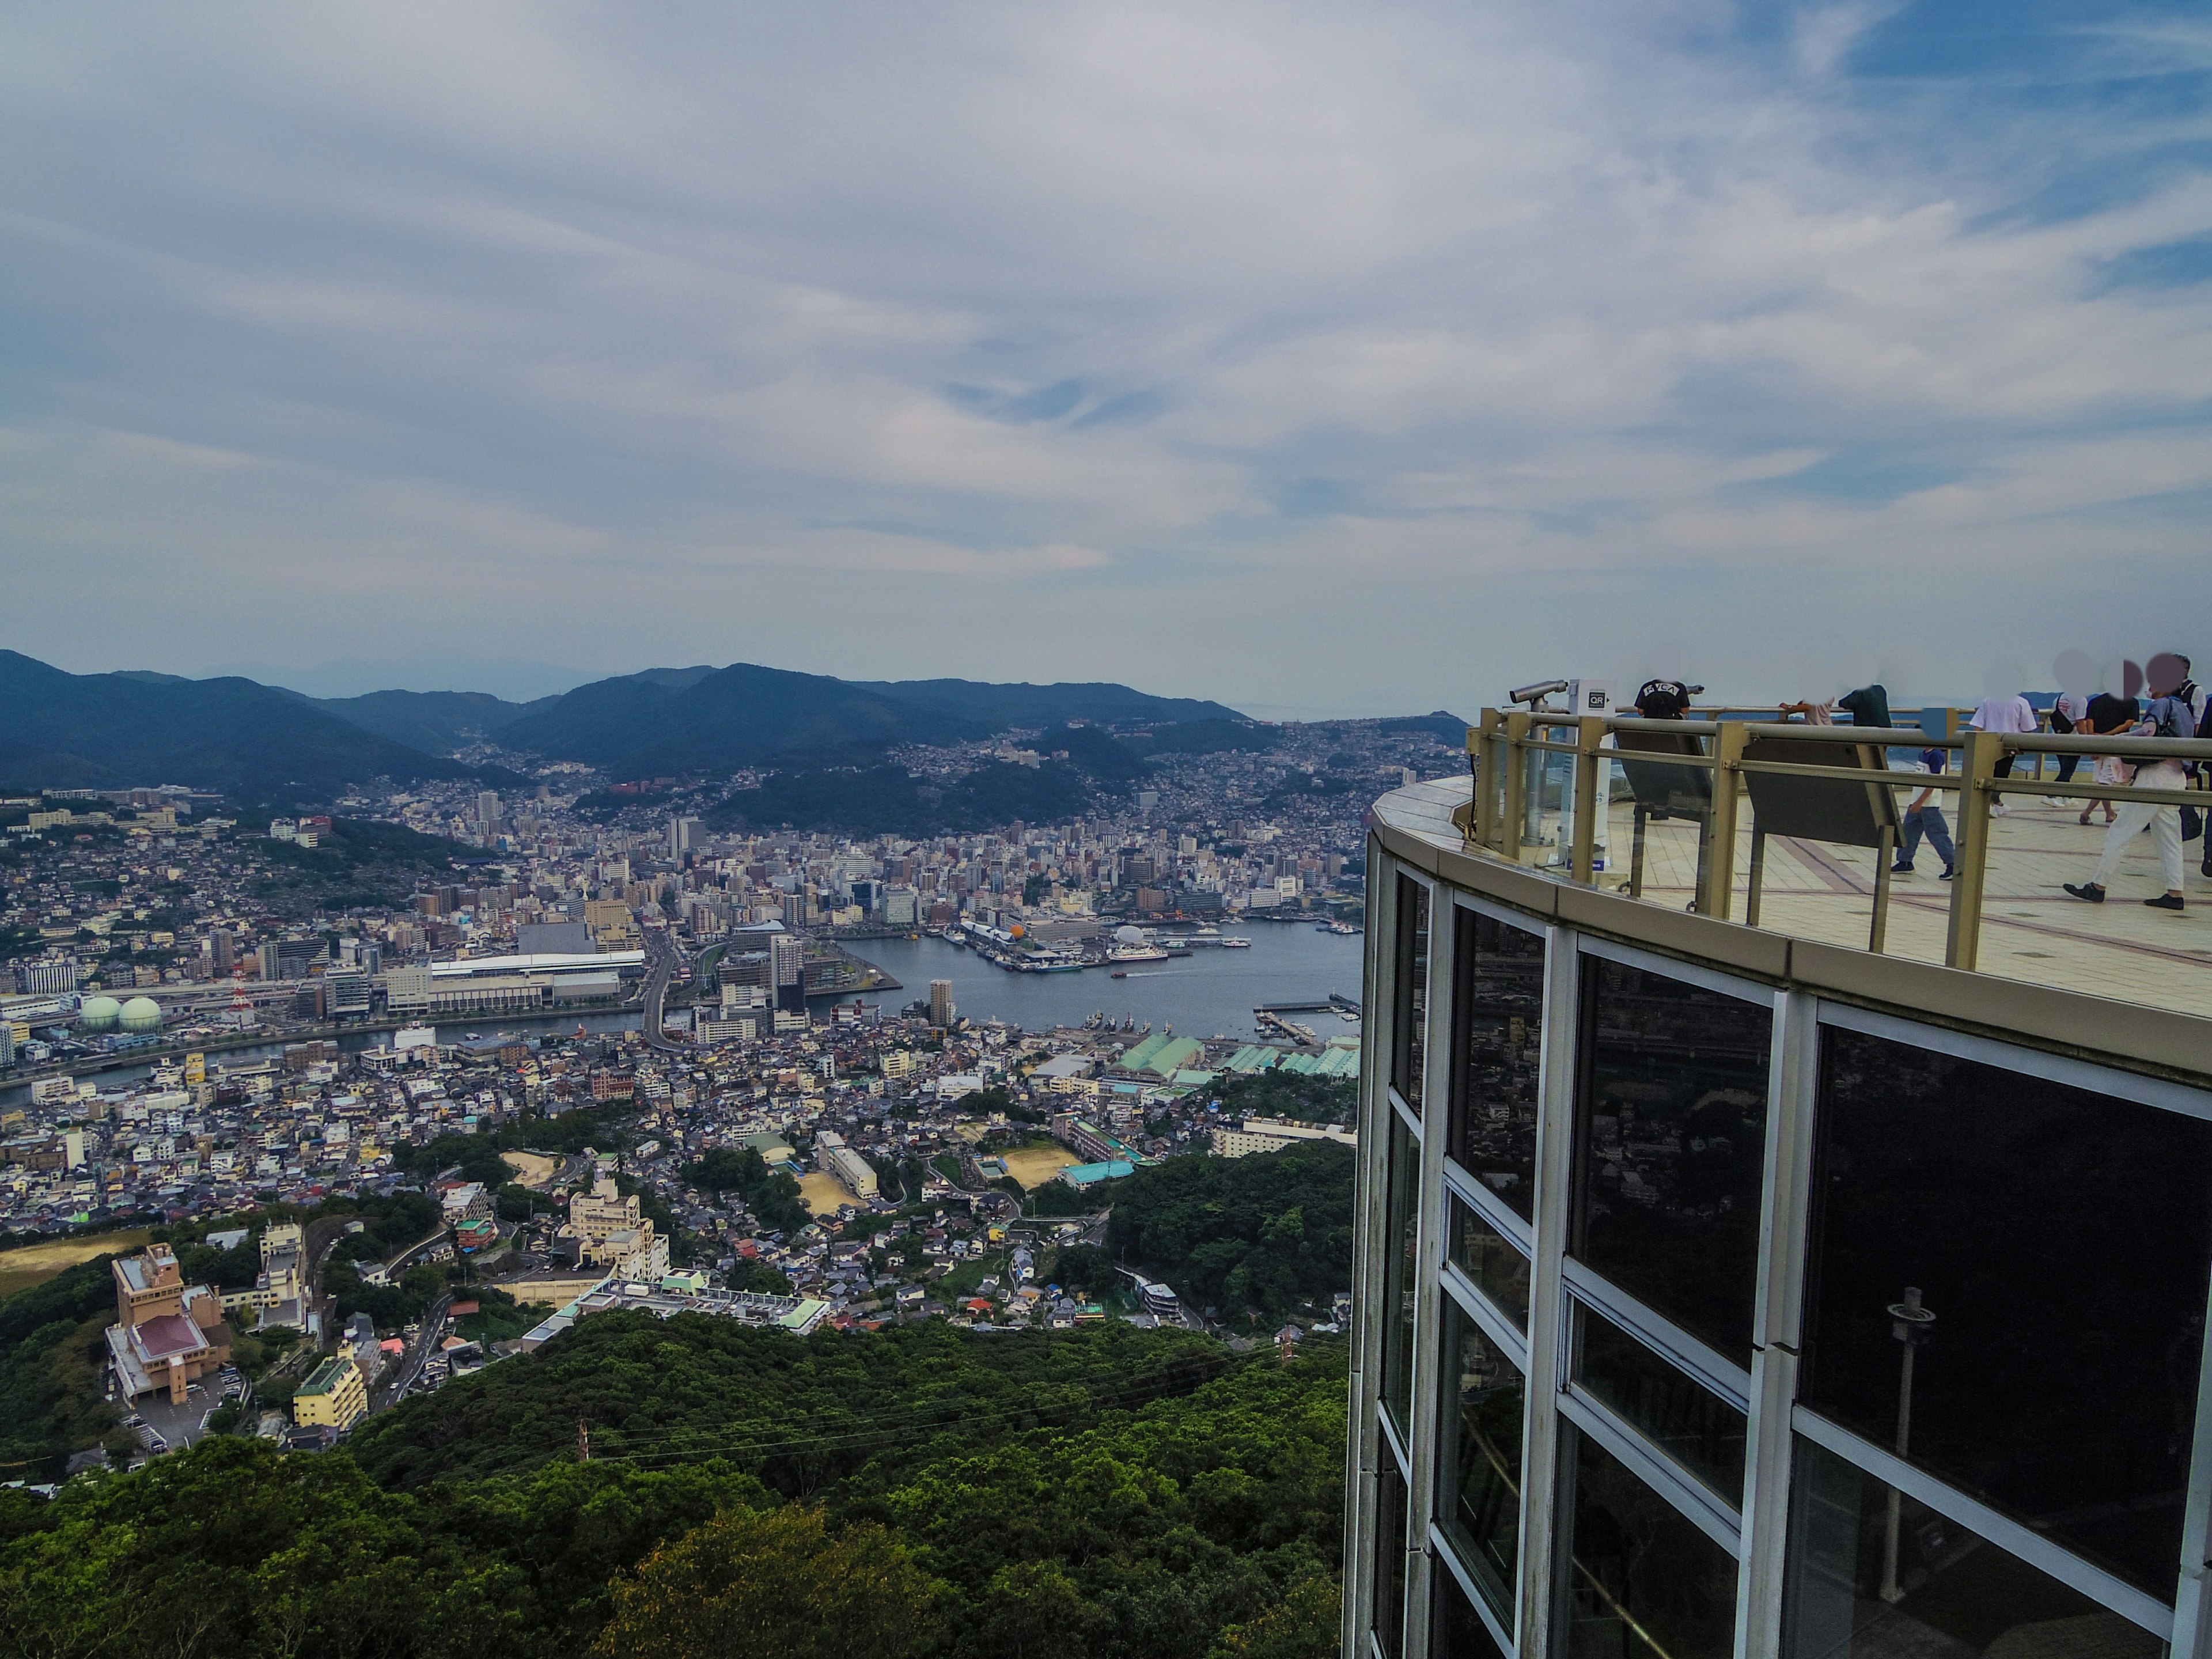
top-left (929, 978), bottom-right (955, 1029)
top-left (670, 816), bottom-right (700, 859)
top-left (207, 928), bottom-right (235, 974)
top-left (1346, 721), bottom-right (2212, 1659)
top-left (476, 791), bottom-right (501, 827)
top-left (17, 957), bottom-right (78, 996)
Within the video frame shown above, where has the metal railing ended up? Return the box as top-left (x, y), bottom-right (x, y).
top-left (1461, 708), bottom-right (2212, 972)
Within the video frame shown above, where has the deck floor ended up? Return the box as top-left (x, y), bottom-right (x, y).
top-left (1387, 779), bottom-right (2212, 1012)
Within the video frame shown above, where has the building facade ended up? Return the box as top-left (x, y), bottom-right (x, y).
top-left (293, 1355), bottom-right (368, 1431)
top-left (1347, 779), bottom-right (2212, 1659)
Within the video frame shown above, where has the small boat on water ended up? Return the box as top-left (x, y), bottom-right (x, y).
top-left (1110, 970), bottom-right (1128, 979)
top-left (1219, 937), bottom-right (1252, 949)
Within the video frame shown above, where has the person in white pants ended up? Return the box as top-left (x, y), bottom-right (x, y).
top-left (2076, 758), bottom-right (2188, 908)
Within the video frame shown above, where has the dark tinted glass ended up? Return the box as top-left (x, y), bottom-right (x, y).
top-left (1803, 1027), bottom-right (2212, 1599)
top-left (1574, 1302), bottom-right (1747, 1505)
top-left (1393, 874), bottom-right (1431, 1111)
top-left (1557, 1425), bottom-right (1740, 1658)
top-left (1376, 1459), bottom-right (1409, 1659)
top-left (1449, 907), bottom-right (1545, 1219)
top-left (1437, 1298), bottom-right (1525, 1618)
top-left (1570, 957), bottom-right (1773, 1361)
top-left (1433, 1563), bottom-right (1509, 1659)
top-left (1449, 1194), bottom-right (1531, 1328)
top-left (1381, 1111), bottom-right (1421, 1437)
top-left (1782, 1438), bottom-right (2166, 1659)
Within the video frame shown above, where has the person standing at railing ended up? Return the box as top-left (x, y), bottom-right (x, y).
top-left (1892, 748), bottom-right (1956, 881)
top-left (1968, 683), bottom-right (2038, 817)
top-left (2043, 688), bottom-right (2092, 804)
top-left (2076, 693), bottom-right (2138, 827)
top-left (2065, 660), bottom-right (2196, 911)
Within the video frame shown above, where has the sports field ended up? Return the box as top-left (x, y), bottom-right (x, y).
top-left (1001, 1143), bottom-right (1078, 1190)
top-left (798, 1171), bottom-right (859, 1216)
top-left (501, 1151), bottom-right (558, 1188)
top-left (0, 1228), bottom-right (152, 1299)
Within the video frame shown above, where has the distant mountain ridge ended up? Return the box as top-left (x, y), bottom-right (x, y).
top-left (491, 663), bottom-right (1248, 778)
top-left (0, 652), bottom-right (1255, 808)
top-left (0, 651), bottom-right (479, 806)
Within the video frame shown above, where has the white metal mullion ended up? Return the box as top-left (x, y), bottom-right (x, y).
top-left (1439, 1262), bottom-right (1531, 1375)
top-left (1430, 1520), bottom-right (1517, 1657)
top-left (1515, 921), bottom-right (1581, 1656)
top-left (2168, 1249), bottom-right (2212, 1659)
top-left (1558, 1259), bottom-right (1752, 1410)
top-left (1792, 1407), bottom-right (2175, 1642)
top-left (1404, 869), bottom-right (1451, 1659)
top-left (1572, 931), bottom-right (1776, 1007)
top-left (1558, 1384), bottom-right (1743, 1555)
top-left (1815, 998), bottom-right (2212, 1123)
top-left (1441, 1157), bottom-right (1535, 1255)
top-left (1737, 987), bottom-right (1818, 1659)
top-left (1346, 839), bottom-right (1397, 1659)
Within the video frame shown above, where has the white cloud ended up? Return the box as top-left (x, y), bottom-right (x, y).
top-left (0, 1), bottom-right (2205, 713)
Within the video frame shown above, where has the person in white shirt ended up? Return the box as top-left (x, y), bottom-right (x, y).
top-left (2064, 657), bottom-right (2195, 911)
top-left (1967, 688), bottom-right (2037, 816)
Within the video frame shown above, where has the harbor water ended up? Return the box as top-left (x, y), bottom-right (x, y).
top-left (852, 923), bottom-right (1365, 1042)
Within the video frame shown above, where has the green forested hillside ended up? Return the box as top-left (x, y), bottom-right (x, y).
top-left (1103, 1142), bottom-right (1357, 1324)
top-left (0, 1317), bottom-right (1346, 1659)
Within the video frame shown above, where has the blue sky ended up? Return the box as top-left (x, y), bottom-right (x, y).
top-left (2, 2), bottom-right (2207, 715)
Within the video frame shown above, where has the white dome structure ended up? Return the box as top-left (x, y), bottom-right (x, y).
top-left (1115, 925), bottom-right (1148, 945)
top-left (78, 995), bottom-right (122, 1032)
top-left (118, 996), bottom-right (163, 1035)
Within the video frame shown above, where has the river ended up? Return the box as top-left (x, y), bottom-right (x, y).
top-left (851, 922), bottom-right (1366, 1042)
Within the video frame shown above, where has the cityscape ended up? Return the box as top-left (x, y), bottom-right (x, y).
top-left (1, 694), bottom-right (1429, 1457)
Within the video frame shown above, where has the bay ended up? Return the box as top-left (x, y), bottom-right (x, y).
top-left (849, 922), bottom-right (1366, 1042)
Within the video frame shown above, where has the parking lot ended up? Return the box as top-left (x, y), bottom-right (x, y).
top-left (122, 1366), bottom-right (244, 1456)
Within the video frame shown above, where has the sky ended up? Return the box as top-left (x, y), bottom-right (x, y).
top-left (2, 2), bottom-right (2208, 718)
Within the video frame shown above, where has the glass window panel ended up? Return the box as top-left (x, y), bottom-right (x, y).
top-left (1377, 1459), bottom-right (1410, 1659)
top-left (1555, 1424), bottom-right (1740, 1659)
top-left (1449, 1194), bottom-right (1531, 1330)
top-left (1393, 874), bottom-right (1431, 1112)
top-left (1570, 957), bottom-right (1772, 1361)
top-left (1438, 1297), bottom-right (1526, 1619)
top-left (1572, 1302), bottom-right (1747, 1506)
top-left (1781, 1437), bottom-right (2168, 1658)
top-left (1433, 1562), bottom-right (1509, 1659)
top-left (1803, 1027), bottom-right (2212, 1600)
top-left (1382, 1110), bottom-right (1422, 1438)
top-left (1449, 906), bottom-right (1546, 1219)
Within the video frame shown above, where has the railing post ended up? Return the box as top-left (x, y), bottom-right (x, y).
top-left (1700, 722), bottom-right (1748, 919)
top-left (1570, 716), bottom-right (1604, 884)
top-left (1501, 711), bottom-right (1532, 863)
top-left (1474, 710), bottom-right (1504, 850)
top-left (1946, 732), bottom-right (2001, 971)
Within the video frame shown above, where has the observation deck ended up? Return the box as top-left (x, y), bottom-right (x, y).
top-left (1370, 708), bottom-right (2212, 1074)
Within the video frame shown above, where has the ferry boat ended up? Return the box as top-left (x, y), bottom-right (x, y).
top-left (1219, 936), bottom-right (1252, 949)
top-left (1108, 944), bottom-right (1170, 964)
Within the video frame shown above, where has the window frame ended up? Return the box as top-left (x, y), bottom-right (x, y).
top-left (1790, 1408), bottom-right (2174, 1643)
top-left (1444, 891), bottom-right (1550, 1225)
top-left (1431, 1283), bottom-right (1531, 1634)
top-left (1392, 870), bottom-right (1435, 1114)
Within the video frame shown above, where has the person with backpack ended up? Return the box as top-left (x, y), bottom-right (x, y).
top-left (2065, 657), bottom-right (2196, 910)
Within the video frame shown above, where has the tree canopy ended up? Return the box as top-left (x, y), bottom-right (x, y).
top-left (1104, 1143), bottom-right (1355, 1323)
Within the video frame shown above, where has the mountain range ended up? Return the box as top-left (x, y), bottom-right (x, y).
top-left (0, 652), bottom-right (1248, 809)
